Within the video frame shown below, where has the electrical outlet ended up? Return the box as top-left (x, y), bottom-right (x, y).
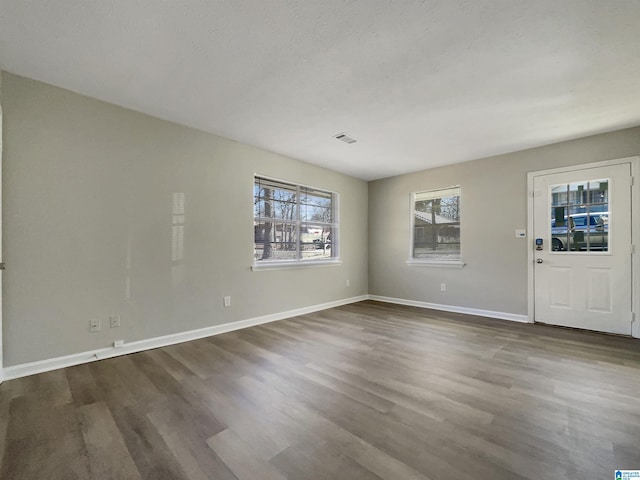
top-left (346, 279), bottom-right (351, 287)
top-left (89, 319), bottom-right (101, 332)
top-left (440, 283), bottom-right (447, 292)
top-left (223, 296), bottom-right (231, 307)
top-left (114, 339), bottom-right (125, 348)
top-left (109, 315), bottom-right (121, 328)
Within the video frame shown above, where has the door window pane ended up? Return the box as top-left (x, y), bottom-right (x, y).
top-left (550, 179), bottom-right (609, 253)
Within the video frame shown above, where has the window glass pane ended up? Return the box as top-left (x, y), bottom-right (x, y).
top-left (254, 198), bottom-right (263, 219)
top-left (254, 221), bottom-right (298, 261)
top-left (300, 204), bottom-right (331, 223)
top-left (271, 197), bottom-right (297, 220)
top-left (254, 176), bottom-right (337, 263)
top-left (253, 184), bottom-right (264, 218)
top-left (582, 211), bottom-right (608, 252)
top-left (551, 207), bottom-right (568, 251)
top-left (300, 188), bottom-right (332, 206)
top-left (549, 179), bottom-right (609, 253)
top-left (550, 185), bottom-right (567, 207)
top-left (301, 225), bottom-right (333, 260)
top-left (567, 181), bottom-right (588, 206)
top-left (589, 180), bottom-right (608, 205)
top-left (254, 178), bottom-right (297, 218)
top-left (415, 187), bottom-right (459, 202)
top-left (300, 188), bottom-right (332, 223)
top-left (412, 187), bottom-right (460, 260)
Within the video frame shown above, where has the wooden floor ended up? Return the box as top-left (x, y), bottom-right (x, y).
top-left (1, 300), bottom-right (639, 479)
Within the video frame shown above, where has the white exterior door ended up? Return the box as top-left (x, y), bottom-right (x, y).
top-left (533, 163), bottom-right (633, 334)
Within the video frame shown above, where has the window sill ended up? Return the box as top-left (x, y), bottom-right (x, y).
top-left (406, 259), bottom-right (465, 268)
top-left (251, 259), bottom-right (343, 271)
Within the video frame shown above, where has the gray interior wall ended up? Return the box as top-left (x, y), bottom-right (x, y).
top-left (368, 127), bottom-right (640, 315)
top-left (1, 72), bottom-right (368, 366)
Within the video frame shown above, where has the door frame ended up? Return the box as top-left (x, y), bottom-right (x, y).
top-left (527, 156), bottom-right (640, 338)
top-left (0, 88), bottom-right (3, 382)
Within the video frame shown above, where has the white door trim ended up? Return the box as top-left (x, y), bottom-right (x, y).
top-left (0, 91), bottom-right (3, 382)
top-left (527, 156), bottom-right (640, 338)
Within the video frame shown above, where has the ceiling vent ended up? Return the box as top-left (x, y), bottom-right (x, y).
top-left (334, 132), bottom-right (357, 144)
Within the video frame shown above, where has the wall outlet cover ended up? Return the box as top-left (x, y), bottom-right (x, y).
top-left (109, 315), bottom-right (121, 328)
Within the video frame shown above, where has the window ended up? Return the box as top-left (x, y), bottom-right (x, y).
top-left (550, 178), bottom-right (609, 252)
top-left (254, 176), bottom-right (338, 265)
top-left (409, 186), bottom-right (462, 266)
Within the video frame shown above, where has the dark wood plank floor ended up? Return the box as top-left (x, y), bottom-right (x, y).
top-left (1, 300), bottom-right (639, 479)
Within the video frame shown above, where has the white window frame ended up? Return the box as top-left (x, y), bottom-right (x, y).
top-left (407, 186), bottom-right (465, 268)
top-left (252, 175), bottom-right (340, 270)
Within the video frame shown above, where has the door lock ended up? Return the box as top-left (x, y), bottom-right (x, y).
top-left (536, 258), bottom-right (543, 264)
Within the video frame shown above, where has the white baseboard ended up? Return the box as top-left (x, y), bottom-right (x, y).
top-left (2, 295), bottom-right (368, 381)
top-left (367, 295), bottom-right (530, 323)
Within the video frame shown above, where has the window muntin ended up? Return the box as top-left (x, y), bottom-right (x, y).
top-left (550, 179), bottom-right (609, 252)
top-left (254, 176), bottom-right (337, 263)
top-left (411, 187), bottom-right (461, 261)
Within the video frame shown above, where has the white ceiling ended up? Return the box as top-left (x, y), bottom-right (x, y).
top-left (1, 1), bottom-right (639, 180)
